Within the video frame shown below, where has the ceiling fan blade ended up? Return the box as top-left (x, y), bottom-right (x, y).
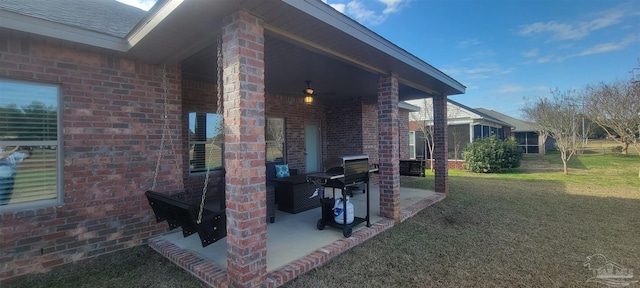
top-left (314, 91), bottom-right (337, 96)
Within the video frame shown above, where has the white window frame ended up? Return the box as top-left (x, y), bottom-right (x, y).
top-left (0, 78), bottom-right (63, 211)
top-left (188, 112), bottom-right (223, 174)
top-left (409, 131), bottom-right (416, 159)
top-left (266, 117), bottom-right (285, 163)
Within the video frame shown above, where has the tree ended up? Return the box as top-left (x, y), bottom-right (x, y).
top-left (448, 104), bottom-right (465, 162)
top-left (522, 89), bottom-right (587, 174)
top-left (409, 98), bottom-right (435, 170)
top-left (584, 80), bottom-right (640, 155)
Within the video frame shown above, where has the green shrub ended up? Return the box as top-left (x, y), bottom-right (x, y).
top-left (462, 136), bottom-right (523, 173)
top-left (610, 146), bottom-right (623, 154)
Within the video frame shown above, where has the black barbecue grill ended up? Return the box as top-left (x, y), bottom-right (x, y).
top-left (307, 155), bottom-right (374, 237)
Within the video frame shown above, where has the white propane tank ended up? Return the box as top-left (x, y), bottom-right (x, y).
top-left (334, 196), bottom-right (354, 224)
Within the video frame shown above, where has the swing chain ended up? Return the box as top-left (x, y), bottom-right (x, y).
top-left (152, 65), bottom-right (170, 190)
top-left (197, 35), bottom-right (223, 224)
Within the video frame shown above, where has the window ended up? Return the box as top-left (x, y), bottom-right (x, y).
top-left (517, 132), bottom-right (540, 154)
top-left (473, 125), bottom-right (482, 140)
top-left (0, 79), bottom-right (61, 208)
top-left (188, 112), bottom-right (223, 173)
top-left (266, 117), bottom-right (285, 162)
top-left (408, 131), bottom-right (416, 159)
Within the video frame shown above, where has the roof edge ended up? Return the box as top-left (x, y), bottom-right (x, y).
top-left (0, 9), bottom-right (129, 52)
top-left (125, 0), bottom-right (182, 48)
top-left (399, 101), bottom-right (420, 112)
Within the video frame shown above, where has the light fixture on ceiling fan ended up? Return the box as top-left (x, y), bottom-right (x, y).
top-left (303, 80), bottom-right (314, 104)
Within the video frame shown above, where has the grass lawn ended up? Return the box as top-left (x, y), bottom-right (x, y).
top-left (5, 140), bottom-right (640, 287)
top-left (4, 245), bottom-right (204, 288)
top-left (285, 143), bottom-right (640, 287)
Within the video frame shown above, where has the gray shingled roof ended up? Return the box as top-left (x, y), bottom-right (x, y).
top-left (447, 99), bottom-right (512, 127)
top-left (0, 0), bottom-right (147, 37)
top-left (475, 108), bottom-right (538, 132)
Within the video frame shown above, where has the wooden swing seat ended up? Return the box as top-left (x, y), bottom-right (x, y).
top-left (145, 189), bottom-right (226, 247)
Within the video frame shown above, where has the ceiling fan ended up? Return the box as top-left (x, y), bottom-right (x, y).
top-left (303, 80), bottom-right (315, 104)
top-left (265, 80), bottom-right (336, 103)
top-left (301, 80), bottom-right (336, 104)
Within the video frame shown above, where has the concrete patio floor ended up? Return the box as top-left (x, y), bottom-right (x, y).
top-left (149, 183), bottom-right (445, 287)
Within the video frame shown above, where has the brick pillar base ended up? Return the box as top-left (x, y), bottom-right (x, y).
top-left (433, 94), bottom-right (449, 195)
top-left (222, 10), bottom-right (267, 288)
top-left (377, 73), bottom-right (401, 224)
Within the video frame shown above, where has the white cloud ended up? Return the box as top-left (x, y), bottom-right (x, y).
top-left (460, 50), bottom-right (496, 62)
top-left (518, 21), bottom-right (585, 40)
top-left (497, 85), bottom-right (525, 94)
top-left (442, 63), bottom-right (513, 80)
top-left (116, 0), bottom-right (156, 11)
top-left (575, 34), bottom-right (638, 56)
top-left (379, 0), bottom-right (409, 14)
top-left (521, 49), bottom-right (538, 58)
top-left (323, 0), bottom-right (346, 13)
top-left (558, 34), bottom-right (639, 61)
top-left (517, 6), bottom-right (629, 41)
top-left (347, 1), bottom-right (386, 25)
top-left (324, 0), bottom-right (410, 25)
top-left (457, 39), bottom-right (482, 49)
top-left (497, 85), bottom-right (548, 94)
top-left (330, 3), bottom-right (346, 13)
top-left (536, 56), bottom-right (552, 63)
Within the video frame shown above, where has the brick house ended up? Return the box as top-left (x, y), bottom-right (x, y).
top-left (474, 108), bottom-right (552, 154)
top-left (0, 0), bottom-right (464, 286)
top-left (407, 99), bottom-right (511, 164)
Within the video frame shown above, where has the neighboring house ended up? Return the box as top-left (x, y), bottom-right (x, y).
top-left (0, 0), bottom-right (464, 286)
top-left (475, 108), bottom-right (553, 154)
top-left (408, 99), bottom-right (512, 160)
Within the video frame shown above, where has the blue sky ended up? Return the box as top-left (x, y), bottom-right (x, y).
top-left (119, 0), bottom-right (640, 118)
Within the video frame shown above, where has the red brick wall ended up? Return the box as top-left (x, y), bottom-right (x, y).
top-left (362, 102), bottom-right (379, 183)
top-left (362, 102), bottom-right (379, 165)
top-left (264, 94), bottom-right (327, 174)
top-left (503, 125), bottom-right (512, 139)
top-left (221, 10), bottom-right (268, 287)
top-left (326, 98), bottom-right (363, 160)
top-left (0, 36), bottom-right (181, 281)
top-left (433, 94), bottom-right (449, 195)
top-left (377, 74), bottom-right (401, 223)
top-left (399, 109), bottom-right (410, 159)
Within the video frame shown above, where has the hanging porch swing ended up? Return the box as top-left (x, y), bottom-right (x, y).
top-left (144, 37), bottom-right (226, 248)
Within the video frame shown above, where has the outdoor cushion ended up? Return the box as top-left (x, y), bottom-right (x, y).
top-left (275, 164), bottom-right (290, 178)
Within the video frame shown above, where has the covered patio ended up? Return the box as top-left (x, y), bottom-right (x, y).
top-left (149, 184), bottom-right (445, 287)
top-left (136, 1), bottom-right (465, 286)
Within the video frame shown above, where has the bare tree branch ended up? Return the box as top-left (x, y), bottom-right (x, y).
top-left (522, 89), bottom-right (587, 174)
top-left (584, 80), bottom-right (640, 154)
top-left (410, 98), bottom-right (435, 170)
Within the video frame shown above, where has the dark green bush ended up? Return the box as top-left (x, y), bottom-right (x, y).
top-left (610, 146), bottom-right (623, 154)
top-left (462, 136), bottom-right (523, 173)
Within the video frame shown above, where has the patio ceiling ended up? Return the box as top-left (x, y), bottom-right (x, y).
top-left (129, 0), bottom-right (465, 102)
top-left (181, 34), bottom-right (391, 103)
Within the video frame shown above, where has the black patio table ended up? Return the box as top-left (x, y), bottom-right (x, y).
top-left (271, 174), bottom-right (321, 213)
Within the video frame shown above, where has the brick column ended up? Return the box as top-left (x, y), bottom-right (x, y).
top-left (377, 73), bottom-right (401, 223)
top-left (433, 94), bottom-right (449, 195)
top-left (222, 10), bottom-right (267, 287)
